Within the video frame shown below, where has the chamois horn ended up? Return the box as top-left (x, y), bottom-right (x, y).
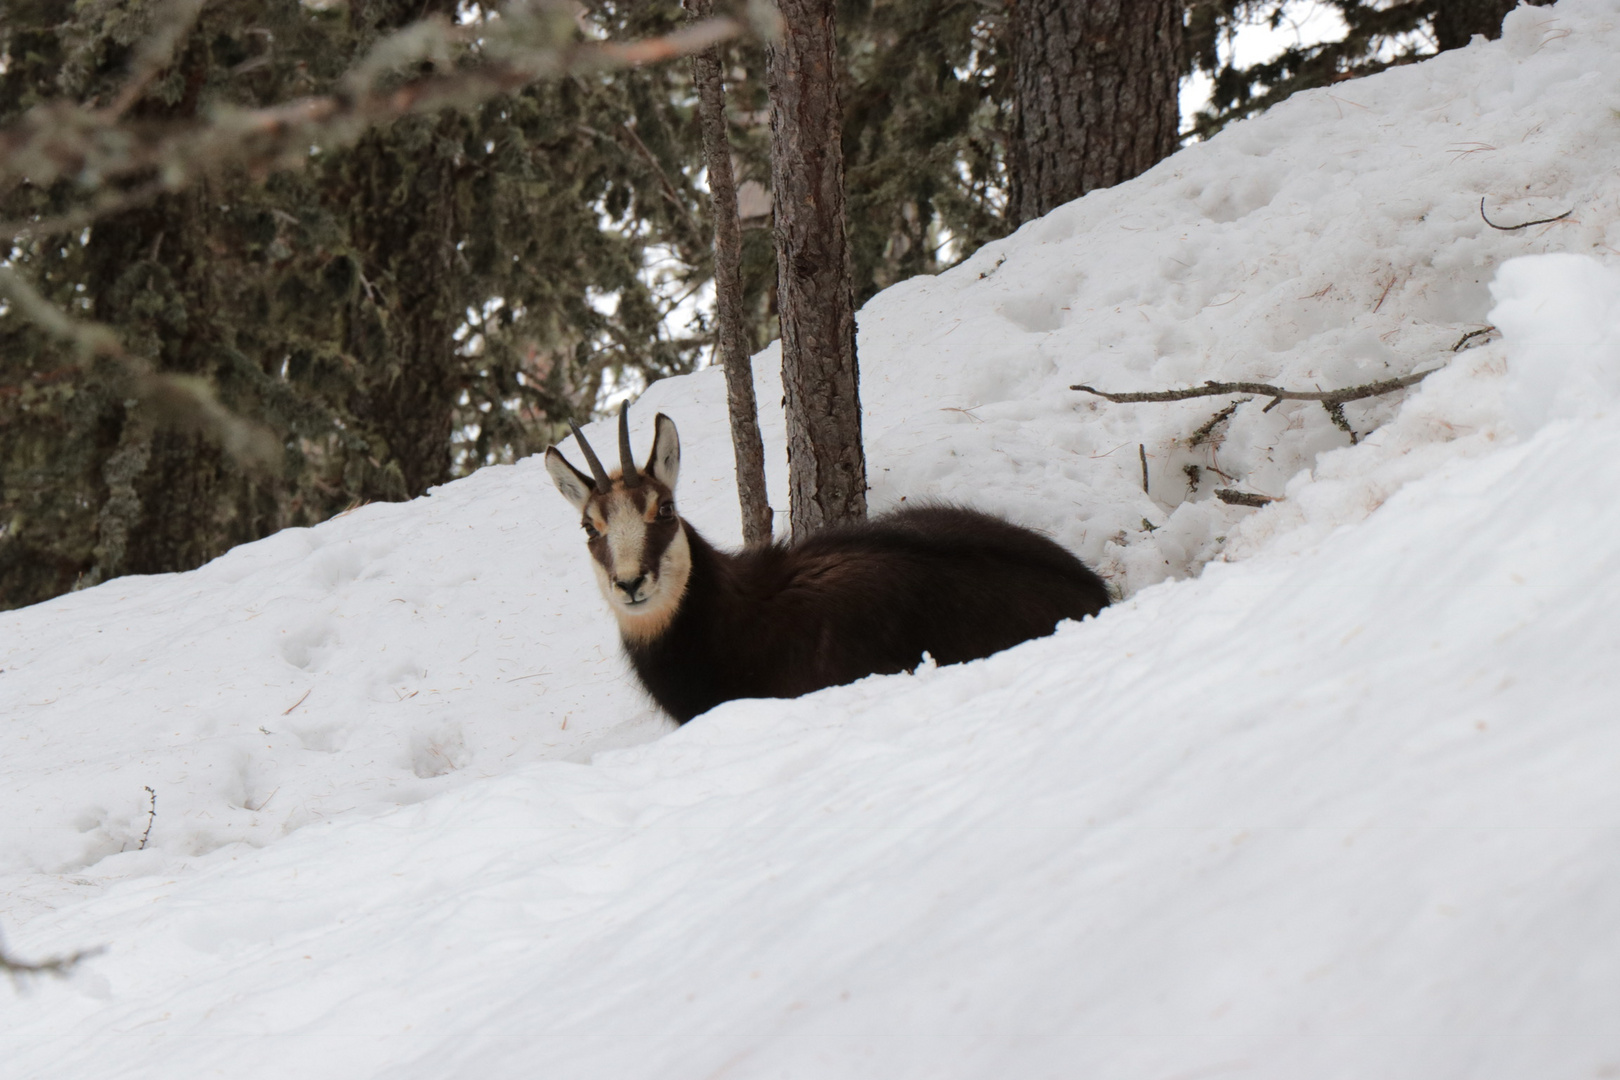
top-left (568, 420), bottom-right (612, 493)
top-left (618, 402), bottom-right (641, 487)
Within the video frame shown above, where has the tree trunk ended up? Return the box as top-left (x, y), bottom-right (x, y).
top-left (80, 188), bottom-right (278, 587)
top-left (342, 112), bottom-right (463, 500)
top-left (343, 0), bottom-right (463, 500)
top-left (1007, 0), bottom-right (1182, 227)
top-left (1433, 0), bottom-right (1551, 51)
top-left (768, 0), bottom-right (868, 537)
top-left (688, 0), bottom-right (773, 547)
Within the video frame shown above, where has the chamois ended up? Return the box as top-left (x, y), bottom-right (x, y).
top-left (545, 405), bottom-right (1110, 724)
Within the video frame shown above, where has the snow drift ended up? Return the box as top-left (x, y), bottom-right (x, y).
top-left (4, 2), bottom-right (1620, 1077)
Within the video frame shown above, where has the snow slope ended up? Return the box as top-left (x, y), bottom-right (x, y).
top-left (3, 2), bottom-right (1619, 1076)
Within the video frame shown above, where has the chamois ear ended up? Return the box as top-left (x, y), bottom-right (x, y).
top-left (646, 413), bottom-right (680, 491)
top-left (545, 448), bottom-right (594, 511)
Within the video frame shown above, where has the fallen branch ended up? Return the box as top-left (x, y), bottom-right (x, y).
top-left (1075, 365), bottom-right (1444, 448)
top-left (1072, 366), bottom-right (1441, 409)
top-left (1480, 197), bottom-right (1572, 231)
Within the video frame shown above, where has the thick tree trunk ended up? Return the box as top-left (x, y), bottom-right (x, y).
top-left (81, 189), bottom-right (278, 587)
top-left (345, 0), bottom-right (462, 500)
top-left (688, 0), bottom-right (773, 547)
top-left (343, 111), bottom-right (463, 500)
top-left (1007, 0), bottom-right (1182, 227)
top-left (1433, 0), bottom-right (1550, 51)
top-left (768, 0), bottom-right (868, 537)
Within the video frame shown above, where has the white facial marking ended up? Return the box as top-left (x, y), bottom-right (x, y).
top-left (612, 526), bottom-right (690, 644)
top-left (584, 486), bottom-right (690, 643)
top-left (602, 493), bottom-right (648, 593)
top-left (548, 415), bottom-right (688, 644)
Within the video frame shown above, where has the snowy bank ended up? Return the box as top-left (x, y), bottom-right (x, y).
top-left (4, 2), bottom-right (1620, 1077)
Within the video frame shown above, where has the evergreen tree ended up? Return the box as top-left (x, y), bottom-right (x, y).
top-left (1185, 0), bottom-right (1553, 141)
top-left (0, 0), bottom-right (718, 609)
top-left (7, 0), bottom-right (1496, 611)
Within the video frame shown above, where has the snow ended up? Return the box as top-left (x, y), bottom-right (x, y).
top-left (4, 2), bottom-right (1619, 1076)
top-left (1492, 253), bottom-right (1620, 432)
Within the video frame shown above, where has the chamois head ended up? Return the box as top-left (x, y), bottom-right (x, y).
top-left (545, 405), bottom-right (688, 644)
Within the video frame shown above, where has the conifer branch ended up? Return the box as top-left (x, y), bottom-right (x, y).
top-left (0, 268), bottom-right (281, 467)
top-left (0, 12), bottom-right (743, 240)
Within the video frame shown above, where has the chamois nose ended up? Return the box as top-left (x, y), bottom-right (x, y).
top-left (615, 574), bottom-right (647, 599)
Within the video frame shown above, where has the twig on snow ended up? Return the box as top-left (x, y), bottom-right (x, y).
top-left (1215, 489), bottom-right (1277, 507)
top-left (1324, 401), bottom-right (1358, 443)
top-left (1453, 325), bottom-right (1496, 351)
top-left (137, 786), bottom-right (156, 851)
top-left (1188, 399), bottom-right (1248, 447)
top-left (1138, 444), bottom-right (1150, 496)
top-left (1480, 197), bottom-right (1572, 231)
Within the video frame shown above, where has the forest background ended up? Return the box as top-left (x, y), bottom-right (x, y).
top-left (0, 0), bottom-right (1532, 610)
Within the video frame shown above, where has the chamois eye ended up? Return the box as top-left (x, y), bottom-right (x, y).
top-left (657, 501), bottom-right (675, 519)
top-left (583, 521), bottom-right (600, 539)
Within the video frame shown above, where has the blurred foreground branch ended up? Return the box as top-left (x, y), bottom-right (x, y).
top-left (1, 927), bottom-right (103, 983)
top-left (0, 266), bottom-right (282, 467)
top-left (0, 2), bottom-right (742, 468)
top-left (1, 8), bottom-right (742, 241)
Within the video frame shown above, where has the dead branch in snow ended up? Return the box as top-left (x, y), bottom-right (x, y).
top-left (1453, 325), bottom-right (1497, 351)
top-left (136, 786), bottom-right (157, 851)
top-left (1215, 489), bottom-right (1277, 507)
top-left (1072, 365), bottom-right (1441, 410)
top-left (1479, 197), bottom-right (1572, 231)
top-left (1074, 363), bottom-right (1446, 448)
top-left (1188, 399), bottom-right (1247, 447)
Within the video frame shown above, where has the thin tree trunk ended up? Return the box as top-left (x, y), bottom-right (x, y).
top-left (1433, 0), bottom-right (1550, 51)
top-left (1007, 0), bottom-right (1182, 227)
top-left (768, 0), bottom-right (867, 537)
top-left (687, 0), bottom-right (773, 547)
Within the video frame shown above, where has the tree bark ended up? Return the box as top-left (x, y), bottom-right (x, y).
top-left (343, 0), bottom-right (463, 500)
top-left (688, 0), bottom-right (773, 547)
top-left (769, 0), bottom-right (868, 537)
top-left (1007, 0), bottom-right (1182, 227)
top-left (342, 111), bottom-right (463, 500)
top-left (1433, 0), bottom-right (1551, 51)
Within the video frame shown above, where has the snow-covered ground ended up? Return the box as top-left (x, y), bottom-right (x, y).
top-left (4, 2), bottom-right (1619, 1076)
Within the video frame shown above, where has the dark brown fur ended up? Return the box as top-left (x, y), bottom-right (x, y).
top-left (628, 505), bottom-right (1110, 723)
